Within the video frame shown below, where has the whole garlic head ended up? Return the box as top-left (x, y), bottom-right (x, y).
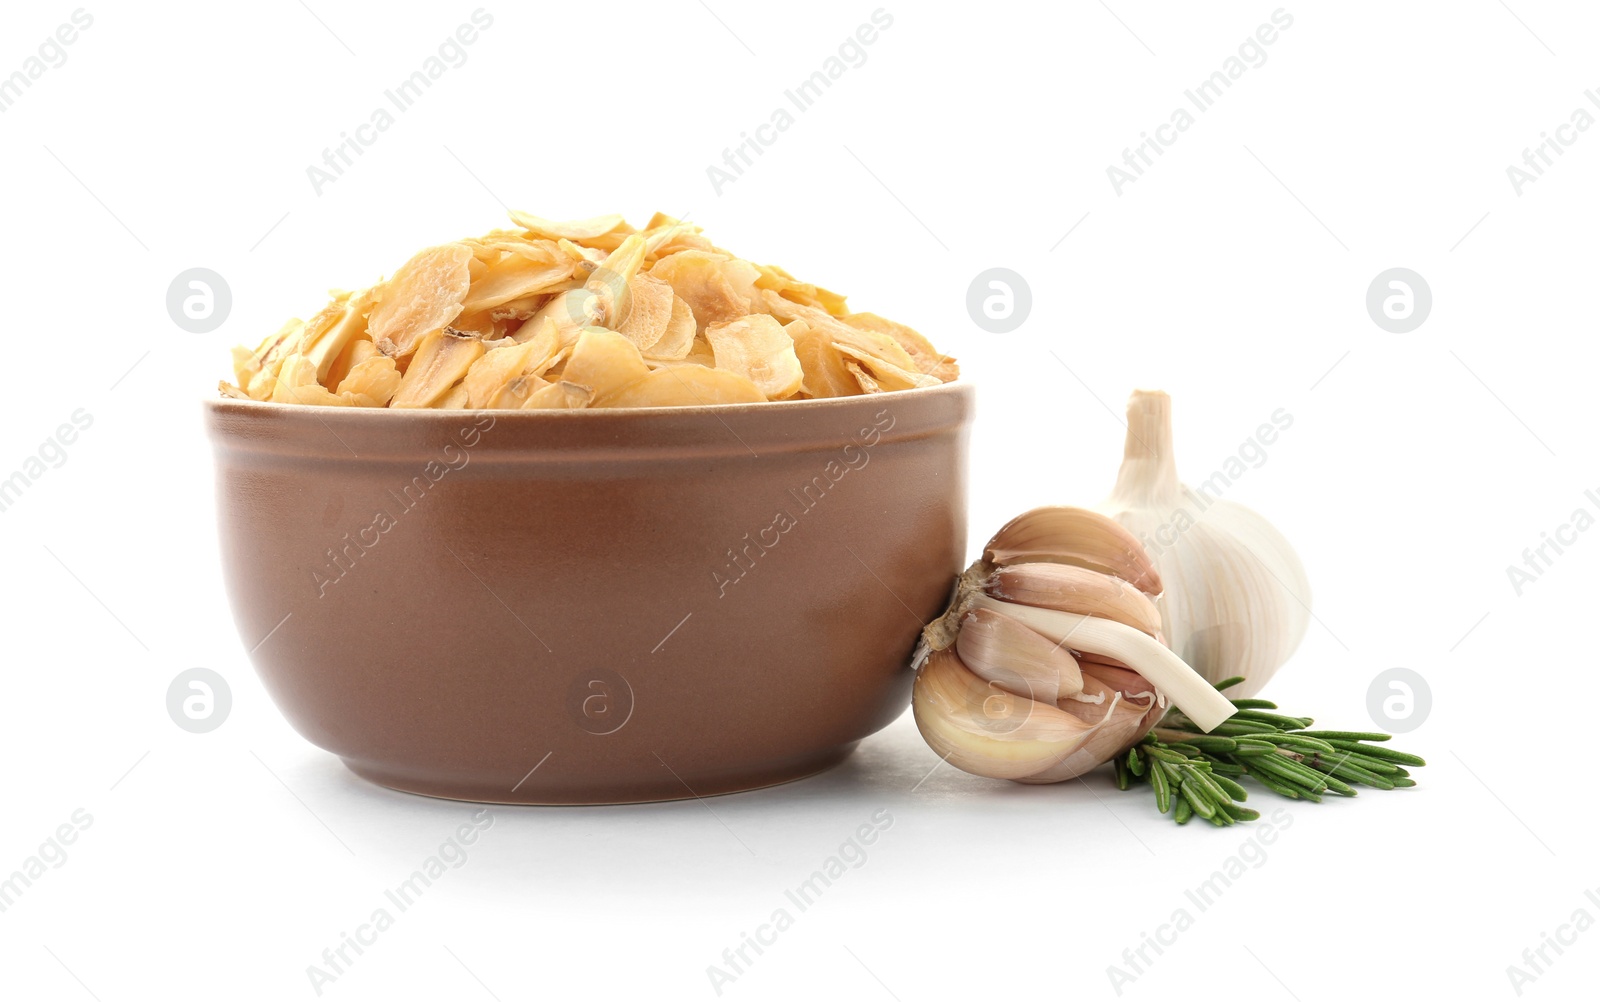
top-left (911, 507), bottom-right (1237, 784)
top-left (1100, 390), bottom-right (1310, 698)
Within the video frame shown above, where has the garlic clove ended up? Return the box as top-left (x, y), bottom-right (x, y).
top-left (954, 607), bottom-right (1083, 705)
top-left (982, 506), bottom-right (1163, 595)
top-left (1055, 671), bottom-right (1125, 721)
top-left (1080, 662), bottom-right (1164, 708)
top-left (1020, 675), bottom-right (1160, 784)
top-left (972, 594), bottom-right (1235, 732)
top-left (1080, 663), bottom-right (1168, 748)
top-left (911, 648), bottom-right (1119, 780)
top-left (986, 562), bottom-right (1164, 638)
top-left (1019, 717), bottom-right (1149, 783)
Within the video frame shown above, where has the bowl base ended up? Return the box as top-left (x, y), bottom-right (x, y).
top-left (341, 743), bottom-right (860, 806)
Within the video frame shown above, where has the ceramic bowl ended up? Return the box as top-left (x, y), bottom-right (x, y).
top-left (205, 383), bottom-right (972, 803)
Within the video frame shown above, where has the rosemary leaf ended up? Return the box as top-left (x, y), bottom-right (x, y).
top-left (1212, 774), bottom-right (1250, 801)
top-left (1269, 733), bottom-right (1340, 755)
top-left (1150, 757), bottom-right (1172, 813)
top-left (1230, 710), bottom-right (1316, 730)
top-left (1113, 755), bottom-right (1132, 791)
top-left (1179, 780), bottom-right (1216, 820)
top-left (1324, 739), bottom-right (1427, 767)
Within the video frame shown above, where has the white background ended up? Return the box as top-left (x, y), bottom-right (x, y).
top-left (1, 1), bottom-right (1595, 999)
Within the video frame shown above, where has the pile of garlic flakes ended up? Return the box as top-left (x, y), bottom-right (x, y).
top-left (224, 211), bottom-right (959, 409)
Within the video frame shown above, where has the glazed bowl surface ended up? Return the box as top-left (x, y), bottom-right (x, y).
top-left (205, 383), bottom-right (972, 803)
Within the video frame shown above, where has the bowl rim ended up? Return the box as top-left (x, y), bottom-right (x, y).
top-left (202, 379), bottom-right (971, 421)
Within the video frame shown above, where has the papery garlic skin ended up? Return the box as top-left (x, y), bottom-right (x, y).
top-left (1101, 390), bottom-right (1311, 698)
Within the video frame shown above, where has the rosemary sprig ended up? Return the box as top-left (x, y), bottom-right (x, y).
top-left (1121, 676), bottom-right (1427, 826)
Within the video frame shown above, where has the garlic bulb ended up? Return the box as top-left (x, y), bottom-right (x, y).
top-left (1101, 390), bottom-right (1310, 698)
top-left (912, 507), bottom-right (1236, 784)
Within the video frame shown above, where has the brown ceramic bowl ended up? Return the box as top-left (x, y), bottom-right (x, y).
top-left (205, 383), bottom-right (973, 804)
